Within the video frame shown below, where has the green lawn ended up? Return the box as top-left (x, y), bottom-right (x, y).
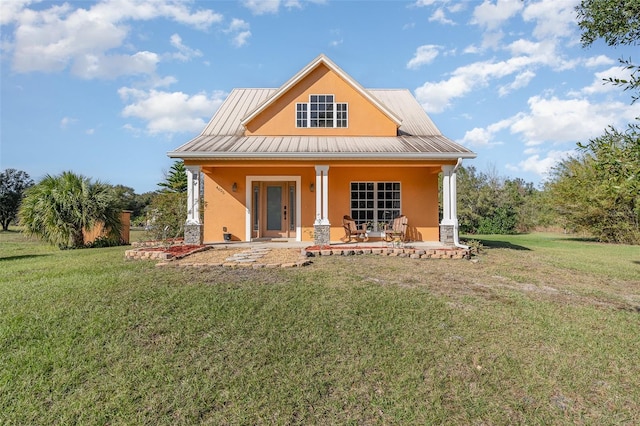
top-left (1, 229), bottom-right (639, 424)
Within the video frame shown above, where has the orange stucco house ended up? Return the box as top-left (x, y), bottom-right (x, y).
top-left (168, 54), bottom-right (475, 246)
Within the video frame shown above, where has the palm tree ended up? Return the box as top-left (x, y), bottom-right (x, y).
top-left (19, 171), bottom-right (122, 249)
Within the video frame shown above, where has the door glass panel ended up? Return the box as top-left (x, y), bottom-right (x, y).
top-left (289, 184), bottom-right (295, 231)
top-left (266, 186), bottom-right (282, 231)
top-left (253, 185), bottom-right (259, 232)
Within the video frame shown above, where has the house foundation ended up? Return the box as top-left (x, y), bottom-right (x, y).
top-left (439, 224), bottom-right (454, 245)
top-left (314, 224), bottom-right (330, 246)
top-left (184, 224), bottom-right (203, 245)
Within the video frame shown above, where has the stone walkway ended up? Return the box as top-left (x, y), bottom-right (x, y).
top-left (219, 246), bottom-right (310, 268)
top-left (172, 246), bottom-right (310, 268)
top-left (224, 247), bottom-right (272, 264)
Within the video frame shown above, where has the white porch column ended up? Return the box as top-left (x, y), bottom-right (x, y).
top-left (440, 162), bottom-right (463, 245)
top-left (450, 166), bottom-right (458, 227)
top-left (184, 165), bottom-right (203, 245)
top-left (314, 165), bottom-right (330, 225)
top-left (441, 165), bottom-right (454, 226)
top-left (313, 165), bottom-right (330, 246)
top-left (185, 165), bottom-right (201, 225)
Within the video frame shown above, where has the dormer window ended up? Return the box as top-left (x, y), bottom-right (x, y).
top-left (296, 94), bottom-right (348, 128)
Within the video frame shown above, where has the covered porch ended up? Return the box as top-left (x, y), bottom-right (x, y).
top-left (182, 160), bottom-right (465, 247)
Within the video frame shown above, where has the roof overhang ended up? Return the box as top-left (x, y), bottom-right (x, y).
top-left (168, 133), bottom-right (476, 163)
top-left (168, 151), bottom-right (477, 160)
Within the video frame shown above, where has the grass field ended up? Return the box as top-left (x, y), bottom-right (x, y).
top-left (1, 230), bottom-right (639, 424)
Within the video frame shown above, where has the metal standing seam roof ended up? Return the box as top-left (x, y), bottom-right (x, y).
top-left (168, 88), bottom-right (476, 160)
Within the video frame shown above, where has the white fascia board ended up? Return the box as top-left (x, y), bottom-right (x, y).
top-left (168, 151), bottom-right (477, 160)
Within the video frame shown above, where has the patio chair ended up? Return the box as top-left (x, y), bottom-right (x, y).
top-left (342, 215), bottom-right (369, 243)
top-left (384, 215), bottom-right (408, 246)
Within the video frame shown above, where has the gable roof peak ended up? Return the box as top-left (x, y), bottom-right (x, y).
top-left (240, 54), bottom-right (403, 127)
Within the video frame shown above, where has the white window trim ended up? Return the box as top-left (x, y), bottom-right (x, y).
top-left (350, 181), bottom-right (402, 228)
top-left (295, 94), bottom-right (348, 128)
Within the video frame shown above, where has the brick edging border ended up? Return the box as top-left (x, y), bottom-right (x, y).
top-left (303, 247), bottom-right (470, 259)
top-left (125, 245), bottom-right (470, 267)
top-left (124, 245), bottom-right (209, 261)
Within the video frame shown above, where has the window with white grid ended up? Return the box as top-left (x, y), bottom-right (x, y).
top-left (296, 94), bottom-right (347, 128)
top-left (350, 182), bottom-right (401, 228)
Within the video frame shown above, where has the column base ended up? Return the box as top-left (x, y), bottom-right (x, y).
top-left (184, 224), bottom-right (204, 245)
top-left (314, 224), bottom-right (330, 246)
top-left (439, 224), bottom-right (455, 245)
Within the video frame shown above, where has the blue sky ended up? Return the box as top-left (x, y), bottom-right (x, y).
top-left (1, 0), bottom-right (638, 194)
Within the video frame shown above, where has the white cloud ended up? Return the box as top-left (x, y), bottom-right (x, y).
top-left (407, 45), bottom-right (441, 70)
top-left (415, 55), bottom-right (537, 112)
top-left (482, 30), bottom-right (507, 50)
top-left (232, 31), bottom-right (252, 48)
top-left (460, 119), bottom-right (511, 147)
top-left (415, 22), bottom-right (589, 113)
top-left (429, 8), bottom-right (454, 25)
top-left (329, 29), bottom-right (343, 47)
top-left (471, 0), bottom-right (523, 31)
top-left (463, 93), bottom-right (640, 153)
top-left (460, 127), bottom-right (492, 146)
top-left (447, 3), bottom-right (466, 13)
top-left (498, 70), bottom-right (535, 96)
top-left (60, 116), bottom-right (77, 129)
top-left (461, 87), bottom-right (640, 179)
top-left (169, 34), bottom-right (203, 62)
top-left (413, 0), bottom-right (441, 6)
top-left (577, 65), bottom-right (635, 96)
top-left (227, 18), bottom-right (250, 33)
top-left (149, 75), bottom-right (179, 89)
top-left (5, 1), bottom-right (221, 77)
top-left (72, 51), bottom-right (159, 79)
top-left (510, 95), bottom-right (640, 145)
top-left (584, 55), bottom-right (616, 68)
top-left (224, 18), bottom-right (251, 47)
top-left (506, 149), bottom-right (575, 178)
top-left (91, 1), bottom-right (223, 30)
top-left (522, 0), bottom-right (580, 40)
top-left (506, 39), bottom-right (562, 62)
top-left (415, 76), bottom-right (469, 113)
top-left (240, 0), bottom-right (326, 14)
top-left (241, 0), bottom-right (281, 15)
top-left (118, 87), bottom-right (227, 134)
top-left (463, 44), bottom-right (480, 54)
top-left (506, 38), bottom-right (577, 71)
top-left (283, 0), bottom-right (305, 9)
top-left (0, 0), bottom-right (34, 25)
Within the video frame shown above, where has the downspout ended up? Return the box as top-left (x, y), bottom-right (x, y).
top-left (451, 158), bottom-right (469, 250)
